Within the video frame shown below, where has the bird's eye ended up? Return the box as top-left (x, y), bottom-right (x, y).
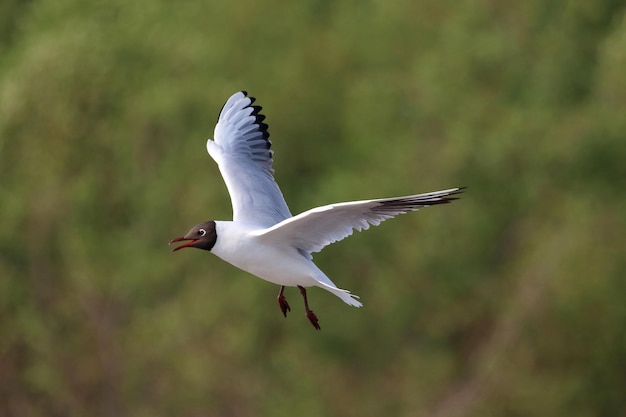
top-left (198, 229), bottom-right (206, 236)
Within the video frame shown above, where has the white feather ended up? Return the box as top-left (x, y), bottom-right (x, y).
top-left (207, 92), bottom-right (291, 228)
top-left (253, 188), bottom-right (463, 255)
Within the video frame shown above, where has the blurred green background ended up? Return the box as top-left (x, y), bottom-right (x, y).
top-left (1, 0), bottom-right (625, 416)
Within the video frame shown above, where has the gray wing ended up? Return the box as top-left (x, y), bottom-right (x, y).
top-left (206, 91), bottom-right (291, 227)
top-left (254, 188), bottom-right (463, 255)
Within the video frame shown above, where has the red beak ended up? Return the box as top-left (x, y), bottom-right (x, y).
top-left (169, 237), bottom-right (199, 252)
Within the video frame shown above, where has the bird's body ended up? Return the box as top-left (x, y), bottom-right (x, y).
top-left (211, 221), bottom-right (362, 307)
top-left (171, 91), bottom-right (463, 329)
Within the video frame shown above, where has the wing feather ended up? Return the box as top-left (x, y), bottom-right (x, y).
top-left (207, 91), bottom-right (291, 227)
top-left (254, 188), bottom-right (464, 254)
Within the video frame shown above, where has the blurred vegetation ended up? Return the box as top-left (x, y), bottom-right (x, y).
top-left (1, 0), bottom-right (625, 416)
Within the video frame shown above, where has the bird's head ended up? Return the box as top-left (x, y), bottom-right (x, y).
top-left (170, 221), bottom-right (217, 252)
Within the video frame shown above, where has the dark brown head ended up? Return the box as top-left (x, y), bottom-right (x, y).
top-left (170, 221), bottom-right (217, 252)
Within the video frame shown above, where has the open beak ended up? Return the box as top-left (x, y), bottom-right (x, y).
top-left (169, 236), bottom-right (199, 252)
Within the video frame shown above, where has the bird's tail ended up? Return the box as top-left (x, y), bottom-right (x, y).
top-left (312, 275), bottom-right (363, 307)
top-left (332, 288), bottom-right (363, 308)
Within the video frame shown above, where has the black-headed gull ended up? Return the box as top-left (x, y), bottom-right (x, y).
top-left (170, 91), bottom-right (463, 330)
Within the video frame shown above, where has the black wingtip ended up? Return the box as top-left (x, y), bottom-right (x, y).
top-left (246, 101), bottom-right (270, 140)
top-left (251, 105), bottom-right (263, 115)
top-left (239, 92), bottom-right (271, 142)
top-left (442, 186), bottom-right (466, 202)
top-left (448, 187), bottom-right (467, 197)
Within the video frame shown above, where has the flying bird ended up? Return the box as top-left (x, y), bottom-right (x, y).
top-left (170, 91), bottom-right (463, 330)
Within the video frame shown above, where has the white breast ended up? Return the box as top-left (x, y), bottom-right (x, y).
top-left (211, 221), bottom-right (320, 287)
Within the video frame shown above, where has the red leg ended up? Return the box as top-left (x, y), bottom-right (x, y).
top-left (277, 286), bottom-right (291, 317)
top-left (298, 286), bottom-right (320, 330)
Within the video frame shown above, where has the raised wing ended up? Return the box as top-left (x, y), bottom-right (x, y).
top-left (207, 91), bottom-right (292, 227)
top-left (254, 188), bottom-right (464, 255)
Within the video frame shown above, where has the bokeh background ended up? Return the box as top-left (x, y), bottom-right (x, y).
top-left (1, 1), bottom-right (625, 416)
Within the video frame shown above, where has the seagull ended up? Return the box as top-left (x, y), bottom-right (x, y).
top-left (170, 91), bottom-right (463, 330)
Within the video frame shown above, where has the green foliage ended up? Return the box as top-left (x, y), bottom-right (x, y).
top-left (1, 0), bottom-right (625, 416)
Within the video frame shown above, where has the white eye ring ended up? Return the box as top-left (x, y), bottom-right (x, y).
top-left (198, 229), bottom-right (206, 236)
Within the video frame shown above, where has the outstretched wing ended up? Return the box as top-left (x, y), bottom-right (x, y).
top-left (207, 91), bottom-right (291, 227)
top-left (254, 188), bottom-right (464, 255)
